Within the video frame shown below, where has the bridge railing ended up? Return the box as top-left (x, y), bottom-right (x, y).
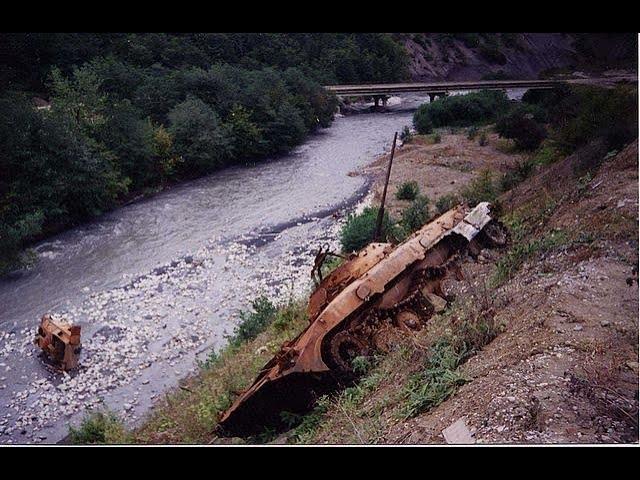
top-left (324, 79), bottom-right (565, 97)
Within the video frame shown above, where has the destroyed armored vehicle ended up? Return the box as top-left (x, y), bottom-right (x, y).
top-left (34, 314), bottom-right (82, 371)
top-left (217, 202), bottom-right (507, 437)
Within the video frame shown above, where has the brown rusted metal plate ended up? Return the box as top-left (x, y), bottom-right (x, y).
top-left (307, 243), bottom-right (390, 321)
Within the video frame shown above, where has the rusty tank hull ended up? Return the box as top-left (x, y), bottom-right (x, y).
top-left (34, 314), bottom-right (82, 371)
top-left (217, 202), bottom-right (506, 437)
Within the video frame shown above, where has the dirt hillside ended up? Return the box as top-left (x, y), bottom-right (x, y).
top-left (302, 136), bottom-right (638, 445)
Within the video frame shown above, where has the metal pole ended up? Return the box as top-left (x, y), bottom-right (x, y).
top-left (374, 131), bottom-right (398, 242)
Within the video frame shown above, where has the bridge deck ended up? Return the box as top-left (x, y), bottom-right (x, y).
top-left (325, 79), bottom-right (563, 97)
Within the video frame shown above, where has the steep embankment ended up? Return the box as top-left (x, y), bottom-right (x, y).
top-left (400, 33), bottom-right (637, 81)
top-left (290, 138), bottom-right (638, 444)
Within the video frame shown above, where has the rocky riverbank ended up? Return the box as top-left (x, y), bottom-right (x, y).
top-left (0, 141), bottom-right (388, 444)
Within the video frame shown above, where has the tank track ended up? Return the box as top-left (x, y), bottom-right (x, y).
top-left (321, 219), bottom-right (508, 378)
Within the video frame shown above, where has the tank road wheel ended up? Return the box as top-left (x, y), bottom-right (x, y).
top-left (372, 325), bottom-right (405, 353)
top-left (327, 331), bottom-right (369, 374)
top-left (479, 220), bottom-right (509, 248)
top-left (395, 310), bottom-right (422, 332)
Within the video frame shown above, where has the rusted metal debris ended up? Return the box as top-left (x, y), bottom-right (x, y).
top-left (34, 314), bottom-right (82, 371)
top-left (216, 202), bottom-right (507, 437)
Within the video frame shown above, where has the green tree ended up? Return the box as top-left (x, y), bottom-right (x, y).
top-left (225, 104), bottom-right (263, 161)
top-left (168, 96), bottom-right (230, 174)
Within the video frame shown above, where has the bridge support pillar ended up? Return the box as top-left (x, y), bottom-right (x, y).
top-left (372, 95), bottom-right (389, 109)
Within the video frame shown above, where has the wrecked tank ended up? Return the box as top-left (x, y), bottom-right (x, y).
top-left (216, 202), bottom-right (507, 437)
top-left (34, 314), bottom-right (82, 371)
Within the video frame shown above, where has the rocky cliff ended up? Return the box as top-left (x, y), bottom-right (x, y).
top-left (398, 33), bottom-right (637, 81)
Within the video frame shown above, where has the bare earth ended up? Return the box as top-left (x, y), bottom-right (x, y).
top-left (363, 131), bottom-right (524, 219)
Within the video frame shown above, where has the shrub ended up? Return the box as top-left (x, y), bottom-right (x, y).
top-left (435, 193), bottom-right (459, 214)
top-left (395, 181), bottom-right (420, 200)
top-left (492, 229), bottom-right (568, 286)
top-left (401, 195), bottom-right (430, 233)
top-left (340, 206), bottom-right (394, 252)
top-left (552, 85), bottom-right (638, 152)
top-left (69, 411), bottom-right (128, 444)
top-left (231, 296), bottom-right (277, 345)
top-left (413, 90), bottom-right (510, 133)
top-left (531, 140), bottom-right (563, 166)
top-left (432, 133), bottom-right (442, 144)
top-left (461, 170), bottom-right (498, 206)
top-left (522, 85), bottom-right (572, 110)
top-left (400, 340), bottom-right (466, 419)
top-left (413, 108), bottom-right (433, 134)
top-left (495, 110), bottom-right (547, 151)
top-left (499, 159), bottom-right (535, 192)
top-left (271, 301), bottom-right (304, 332)
top-left (467, 126), bottom-right (479, 140)
top-left (168, 96), bottom-right (230, 174)
top-left (510, 102), bottom-right (548, 123)
top-left (478, 132), bottom-right (488, 146)
top-left (400, 125), bottom-right (413, 143)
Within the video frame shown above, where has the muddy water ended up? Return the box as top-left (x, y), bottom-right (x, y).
top-left (0, 94), bottom-right (435, 443)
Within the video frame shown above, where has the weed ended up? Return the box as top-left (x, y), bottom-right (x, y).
top-left (400, 195), bottom-right (430, 233)
top-left (399, 340), bottom-right (466, 419)
top-left (286, 396), bottom-right (331, 443)
top-left (399, 295), bottom-right (501, 420)
top-left (461, 170), bottom-right (498, 206)
top-left (531, 140), bottom-right (563, 166)
top-left (491, 228), bottom-right (568, 286)
top-left (352, 355), bottom-right (375, 375)
top-left (230, 296), bottom-right (277, 346)
top-left (435, 193), bottom-right (460, 214)
top-left (577, 172), bottom-right (593, 195)
top-left (340, 206), bottom-right (395, 252)
top-left (69, 411), bottom-right (129, 444)
top-left (198, 349), bottom-right (221, 370)
top-left (395, 181), bottom-right (420, 201)
top-left (272, 300), bottom-right (305, 332)
top-left (499, 159), bottom-right (535, 192)
top-left (400, 125), bottom-right (413, 143)
top-left (495, 138), bottom-right (517, 154)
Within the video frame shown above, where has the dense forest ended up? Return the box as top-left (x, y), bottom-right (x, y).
top-left (0, 33), bottom-right (410, 274)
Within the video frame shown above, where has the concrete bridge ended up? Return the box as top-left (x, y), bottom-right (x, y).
top-left (325, 79), bottom-right (565, 106)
